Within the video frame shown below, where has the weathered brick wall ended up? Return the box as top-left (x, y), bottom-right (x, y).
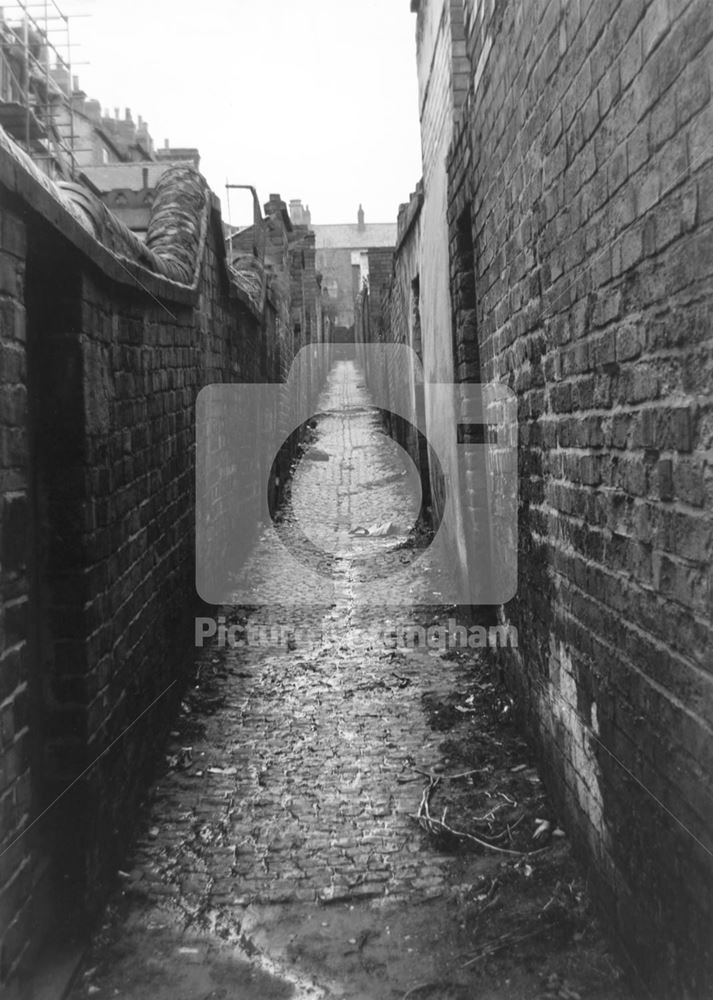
top-left (354, 218), bottom-right (438, 516)
top-left (0, 195), bottom-right (51, 983)
top-left (413, 0), bottom-right (477, 584)
top-left (364, 247), bottom-right (395, 338)
top-left (315, 246), bottom-right (357, 333)
top-left (443, 0), bottom-right (713, 992)
top-left (0, 136), bottom-right (298, 986)
top-left (290, 228), bottom-right (318, 345)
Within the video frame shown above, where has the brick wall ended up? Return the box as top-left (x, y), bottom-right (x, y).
top-left (412, 0), bottom-right (478, 586)
top-left (441, 0), bottom-right (713, 993)
top-left (314, 246), bottom-right (357, 333)
top-left (290, 227), bottom-right (318, 348)
top-left (0, 134), bottom-right (303, 987)
top-left (0, 188), bottom-right (46, 984)
top-left (354, 213), bottom-right (440, 519)
top-left (363, 247), bottom-right (394, 338)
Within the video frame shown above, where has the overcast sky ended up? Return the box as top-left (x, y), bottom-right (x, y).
top-left (58, 0), bottom-right (422, 225)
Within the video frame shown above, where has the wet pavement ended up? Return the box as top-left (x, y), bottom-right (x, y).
top-left (67, 361), bottom-right (632, 1000)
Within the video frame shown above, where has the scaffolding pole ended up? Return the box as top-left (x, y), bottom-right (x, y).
top-left (1, 0), bottom-right (82, 177)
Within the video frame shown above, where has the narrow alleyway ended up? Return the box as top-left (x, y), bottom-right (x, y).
top-left (68, 362), bottom-right (632, 1000)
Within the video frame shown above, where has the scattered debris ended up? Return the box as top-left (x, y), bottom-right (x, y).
top-left (414, 773), bottom-right (537, 856)
top-left (348, 521), bottom-right (402, 537)
top-left (533, 818), bottom-right (552, 840)
top-left (462, 925), bottom-right (550, 967)
top-left (414, 766), bottom-right (488, 781)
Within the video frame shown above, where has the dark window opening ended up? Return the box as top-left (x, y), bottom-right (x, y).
top-left (452, 205), bottom-right (481, 383)
top-left (410, 275), bottom-right (422, 363)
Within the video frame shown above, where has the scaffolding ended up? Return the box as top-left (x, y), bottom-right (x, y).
top-left (0, 0), bottom-right (85, 178)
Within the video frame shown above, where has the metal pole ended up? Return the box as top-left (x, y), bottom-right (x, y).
top-left (43, 0), bottom-right (50, 169)
top-left (23, 9), bottom-right (29, 151)
top-left (225, 184), bottom-right (267, 312)
top-left (65, 11), bottom-right (74, 177)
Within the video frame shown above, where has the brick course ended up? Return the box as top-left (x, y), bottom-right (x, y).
top-left (441, 0), bottom-right (713, 992)
top-left (359, 0), bottom-right (713, 992)
top-left (0, 134), bottom-right (311, 987)
top-left (0, 194), bottom-right (38, 983)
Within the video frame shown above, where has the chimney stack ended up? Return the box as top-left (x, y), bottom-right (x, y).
top-left (289, 199), bottom-right (306, 225)
top-left (265, 193), bottom-right (288, 219)
top-left (357, 204), bottom-right (365, 231)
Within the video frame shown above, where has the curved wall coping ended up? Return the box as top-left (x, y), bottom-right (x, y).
top-left (0, 126), bottom-right (261, 318)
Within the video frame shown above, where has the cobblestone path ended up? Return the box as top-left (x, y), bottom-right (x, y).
top-left (132, 361), bottom-right (459, 914)
top-left (68, 361), bottom-right (630, 1000)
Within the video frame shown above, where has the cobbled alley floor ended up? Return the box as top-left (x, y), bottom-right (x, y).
top-left (67, 361), bottom-right (634, 1000)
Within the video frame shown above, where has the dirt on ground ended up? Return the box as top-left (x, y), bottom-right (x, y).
top-left (67, 641), bottom-right (633, 1000)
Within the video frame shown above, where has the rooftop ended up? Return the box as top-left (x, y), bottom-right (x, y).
top-left (312, 223), bottom-right (397, 250)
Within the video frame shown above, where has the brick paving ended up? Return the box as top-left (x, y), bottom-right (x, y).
top-left (123, 360), bottom-right (456, 916)
top-left (66, 360), bottom-right (631, 1000)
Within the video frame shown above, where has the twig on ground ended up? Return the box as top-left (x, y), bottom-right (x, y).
top-left (426, 813), bottom-right (524, 855)
top-left (415, 766), bottom-right (488, 781)
top-left (415, 775), bottom-right (525, 855)
top-left (415, 775), bottom-right (548, 856)
top-left (462, 925), bottom-right (549, 967)
top-left (402, 984), bottom-right (432, 1000)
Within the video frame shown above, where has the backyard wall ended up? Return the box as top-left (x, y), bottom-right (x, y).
top-left (0, 131), bottom-right (308, 986)
top-left (439, 0), bottom-right (713, 993)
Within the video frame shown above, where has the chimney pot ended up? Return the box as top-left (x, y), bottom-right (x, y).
top-left (164, 138), bottom-right (169, 149)
top-left (125, 107), bottom-right (131, 121)
top-left (72, 74), bottom-right (79, 91)
top-left (114, 107), bottom-right (119, 119)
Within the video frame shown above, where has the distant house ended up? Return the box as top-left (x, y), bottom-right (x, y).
top-left (289, 199), bottom-right (396, 340)
top-left (0, 8), bottom-right (199, 235)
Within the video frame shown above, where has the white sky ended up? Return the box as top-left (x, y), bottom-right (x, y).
top-left (56, 0), bottom-right (423, 225)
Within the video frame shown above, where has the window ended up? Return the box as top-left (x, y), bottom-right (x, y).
top-left (452, 205), bottom-right (481, 382)
top-left (410, 275), bottom-right (422, 363)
